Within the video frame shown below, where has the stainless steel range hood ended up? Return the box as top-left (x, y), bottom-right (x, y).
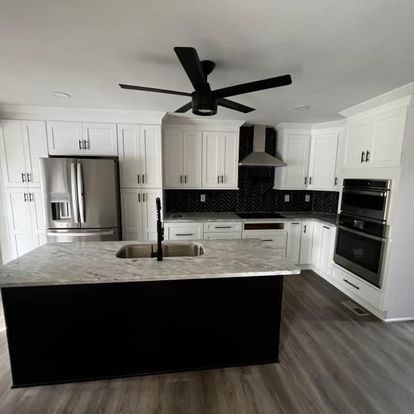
top-left (239, 125), bottom-right (286, 167)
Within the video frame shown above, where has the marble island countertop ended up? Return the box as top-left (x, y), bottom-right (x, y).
top-left (163, 212), bottom-right (337, 226)
top-left (0, 240), bottom-right (300, 288)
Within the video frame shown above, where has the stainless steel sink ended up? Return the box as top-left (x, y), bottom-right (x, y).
top-left (116, 242), bottom-right (204, 259)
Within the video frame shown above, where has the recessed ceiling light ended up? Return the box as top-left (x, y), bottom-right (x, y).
top-left (294, 105), bottom-right (311, 111)
top-left (53, 91), bottom-right (71, 98)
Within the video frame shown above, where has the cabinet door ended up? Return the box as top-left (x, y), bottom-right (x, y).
top-left (286, 221), bottom-right (302, 264)
top-left (311, 222), bottom-right (322, 269)
top-left (120, 190), bottom-right (143, 241)
top-left (30, 188), bottom-right (47, 247)
top-left (299, 221), bottom-right (314, 265)
top-left (140, 125), bottom-right (162, 188)
top-left (83, 123), bottom-right (117, 156)
top-left (343, 122), bottom-right (373, 168)
top-left (117, 124), bottom-right (141, 188)
top-left (23, 121), bottom-right (48, 187)
top-left (222, 132), bottom-right (239, 188)
top-left (183, 131), bottom-right (202, 187)
top-left (0, 121), bottom-right (28, 187)
top-left (4, 189), bottom-right (36, 258)
top-left (369, 109), bottom-right (406, 167)
top-left (308, 134), bottom-right (338, 190)
top-left (47, 121), bottom-right (83, 155)
top-left (202, 132), bottom-right (222, 187)
top-left (319, 225), bottom-right (333, 275)
top-left (284, 134), bottom-right (311, 189)
top-left (163, 130), bottom-right (183, 188)
top-left (141, 189), bottom-right (162, 241)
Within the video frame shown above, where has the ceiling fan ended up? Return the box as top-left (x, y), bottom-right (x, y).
top-left (119, 47), bottom-right (292, 116)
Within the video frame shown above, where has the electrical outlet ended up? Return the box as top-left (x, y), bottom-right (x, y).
top-left (200, 194), bottom-right (206, 202)
top-left (305, 194), bottom-right (311, 203)
top-left (284, 194), bottom-right (290, 202)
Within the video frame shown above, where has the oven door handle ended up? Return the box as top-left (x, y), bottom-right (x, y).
top-left (343, 189), bottom-right (387, 197)
top-left (337, 225), bottom-right (386, 242)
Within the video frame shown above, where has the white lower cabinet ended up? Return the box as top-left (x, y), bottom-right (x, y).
top-left (299, 221), bottom-right (314, 265)
top-left (164, 223), bottom-right (203, 241)
top-left (286, 221), bottom-right (302, 263)
top-left (311, 222), bottom-right (336, 276)
top-left (4, 188), bottom-right (46, 259)
top-left (120, 189), bottom-right (162, 241)
top-left (203, 221), bottom-right (241, 240)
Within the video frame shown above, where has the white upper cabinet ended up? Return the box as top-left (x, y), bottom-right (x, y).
top-left (47, 121), bottom-right (117, 156)
top-left (117, 124), bottom-right (162, 188)
top-left (202, 132), bottom-right (221, 187)
top-left (202, 131), bottom-right (239, 189)
top-left (342, 106), bottom-right (407, 169)
top-left (308, 133), bottom-right (339, 190)
top-left (183, 131), bottom-right (202, 187)
top-left (47, 121), bottom-right (83, 155)
top-left (163, 129), bottom-right (202, 188)
top-left (83, 123), bottom-right (117, 156)
top-left (0, 120), bottom-right (48, 188)
top-left (275, 133), bottom-right (311, 190)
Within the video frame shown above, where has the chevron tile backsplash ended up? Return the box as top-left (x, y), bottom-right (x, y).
top-left (165, 126), bottom-right (339, 214)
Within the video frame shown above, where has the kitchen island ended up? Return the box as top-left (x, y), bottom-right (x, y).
top-left (0, 240), bottom-right (300, 387)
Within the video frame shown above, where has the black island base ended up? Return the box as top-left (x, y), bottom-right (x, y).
top-left (1, 275), bottom-right (284, 387)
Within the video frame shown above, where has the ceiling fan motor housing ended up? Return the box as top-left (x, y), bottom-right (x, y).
top-left (192, 88), bottom-right (217, 116)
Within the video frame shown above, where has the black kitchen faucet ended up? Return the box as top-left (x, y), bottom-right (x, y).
top-left (151, 197), bottom-right (164, 261)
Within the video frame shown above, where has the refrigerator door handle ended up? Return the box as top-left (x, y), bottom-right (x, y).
top-left (70, 162), bottom-right (79, 223)
top-left (77, 162), bottom-right (86, 223)
top-left (47, 230), bottom-right (115, 237)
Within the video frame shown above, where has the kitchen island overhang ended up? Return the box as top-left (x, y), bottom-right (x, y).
top-left (0, 240), bottom-right (300, 388)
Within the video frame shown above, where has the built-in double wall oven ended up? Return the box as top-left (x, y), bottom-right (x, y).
top-left (334, 179), bottom-right (391, 288)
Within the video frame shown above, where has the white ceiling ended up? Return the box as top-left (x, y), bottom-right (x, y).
top-left (1, 0), bottom-right (414, 124)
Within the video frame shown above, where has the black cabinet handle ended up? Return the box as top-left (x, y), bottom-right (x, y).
top-left (304, 225), bottom-right (307, 234)
top-left (175, 233), bottom-right (194, 236)
top-left (214, 226), bottom-right (232, 229)
top-left (361, 151), bottom-right (365, 163)
top-left (323, 226), bottom-right (330, 229)
top-left (366, 150), bottom-right (370, 162)
top-left (343, 278), bottom-right (360, 290)
top-left (309, 177), bottom-right (312, 185)
top-left (334, 177), bottom-right (338, 186)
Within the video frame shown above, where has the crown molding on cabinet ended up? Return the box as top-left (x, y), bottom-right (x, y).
top-left (339, 82), bottom-right (413, 120)
top-left (276, 120), bottom-right (345, 135)
top-left (0, 105), bottom-right (166, 125)
top-left (163, 114), bottom-right (245, 131)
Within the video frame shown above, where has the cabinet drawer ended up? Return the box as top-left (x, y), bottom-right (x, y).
top-left (242, 230), bottom-right (287, 249)
top-left (203, 222), bottom-right (242, 233)
top-left (332, 265), bottom-right (382, 309)
top-left (164, 223), bottom-right (203, 240)
top-left (204, 232), bottom-right (241, 240)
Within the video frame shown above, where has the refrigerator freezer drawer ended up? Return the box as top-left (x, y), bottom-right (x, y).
top-left (46, 228), bottom-right (120, 243)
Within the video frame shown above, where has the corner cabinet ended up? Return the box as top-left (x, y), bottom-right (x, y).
top-left (47, 121), bottom-right (117, 156)
top-left (342, 106), bottom-right (407, 169)
top-left (120, 189), bottom-right (163, 242)
top-left (274, 129), bottom-right (339, 191)
top-left (117, 124), bottom-right (162, 188)
top-left (202, 132), bottom-right (239, 189)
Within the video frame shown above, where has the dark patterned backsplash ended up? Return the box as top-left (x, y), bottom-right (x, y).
top-left (165, 126), bottom-right (339, 214)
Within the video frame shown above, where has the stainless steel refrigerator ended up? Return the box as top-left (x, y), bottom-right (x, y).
top-left (39, 157), bottom-right (121, 242)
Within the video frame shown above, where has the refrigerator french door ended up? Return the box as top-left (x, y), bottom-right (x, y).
top-left (39, 157), bottom-right (121, 242)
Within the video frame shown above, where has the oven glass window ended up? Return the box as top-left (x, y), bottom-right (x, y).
top-left (342, 191), bottom-right (386, 212)
top-left (336, 228), bottom-right (382, 274)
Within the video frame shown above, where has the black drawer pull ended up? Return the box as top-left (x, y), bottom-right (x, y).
top-left (175, 233), bottom-right (194, 236)
top-left (323, 226), bottom-right (330, 229)
top-left (214, 226), bottom-right (232, 229)
top-left (261, 239), bottom-right (273, 242)
top-left (343, 279), bottom-right (360, 290)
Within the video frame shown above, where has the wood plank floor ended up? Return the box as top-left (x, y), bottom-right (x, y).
top-left (0, 271), bottom-right (413, 414)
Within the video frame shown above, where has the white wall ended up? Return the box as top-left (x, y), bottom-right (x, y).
top-left (383, 101), bottom-right (414, 320)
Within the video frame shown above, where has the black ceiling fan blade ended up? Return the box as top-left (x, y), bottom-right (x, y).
top-left (213, 74), bottom-right (292, 98)
top-left (174, 102), bottom-right (193, 113)
top-left (217, 98), bottom-right (255, 113)
top-left (119, 84), bottom-right (191, 97)
top-left (174, 47), bottom-right (208, 90)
